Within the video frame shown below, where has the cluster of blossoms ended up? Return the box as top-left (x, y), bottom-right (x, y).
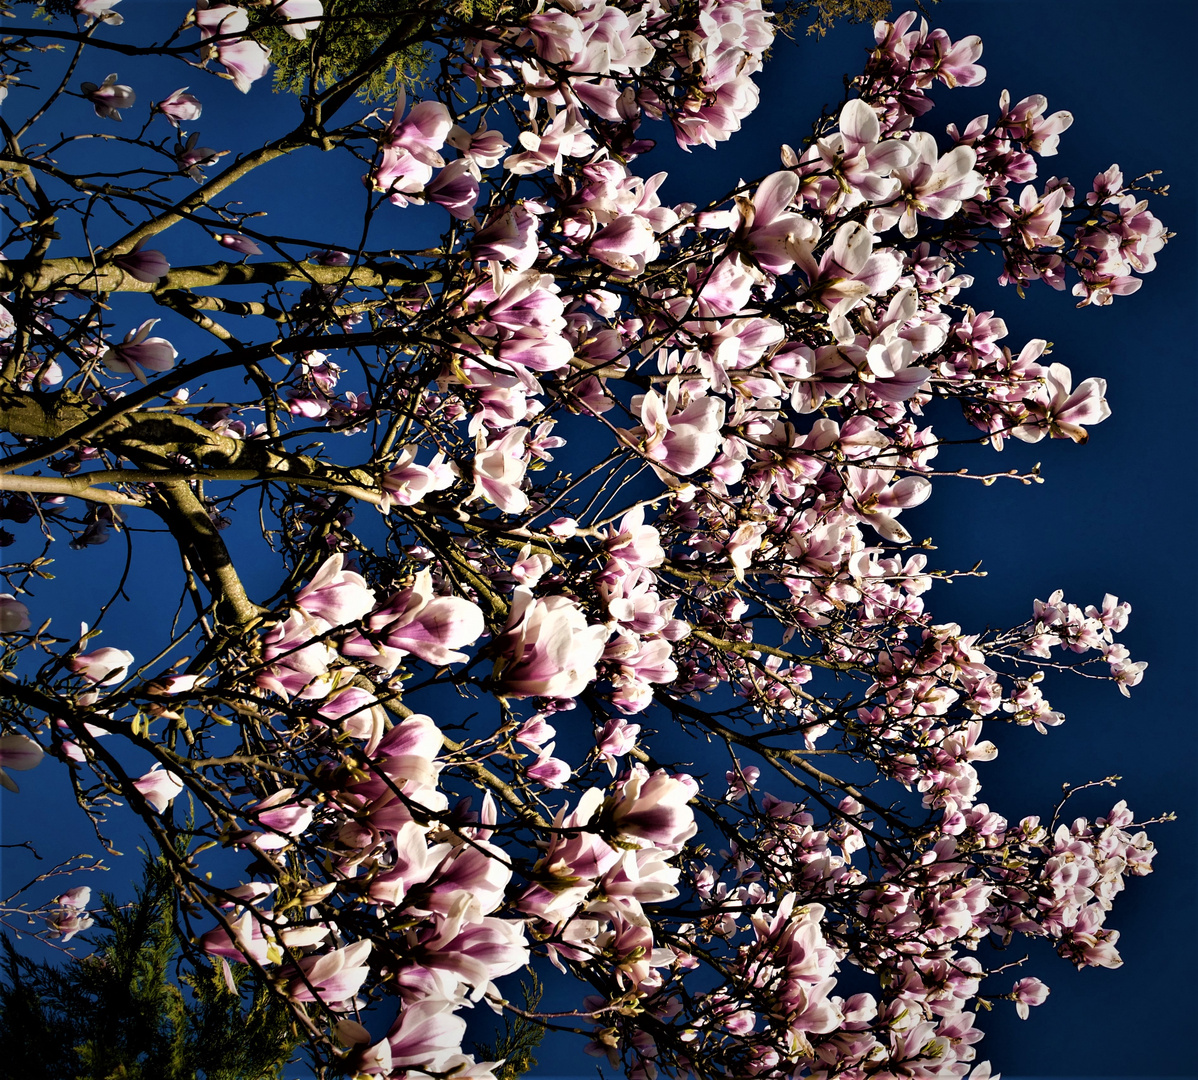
top-left (0, 3), bottom-right (1171, 1080)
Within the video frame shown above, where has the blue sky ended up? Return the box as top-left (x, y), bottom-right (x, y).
top-left (2, 1), bottom-right (1195, 1076)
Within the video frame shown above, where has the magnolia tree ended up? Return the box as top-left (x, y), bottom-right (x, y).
top-left (0, 1), bottom-right (1173, 1078)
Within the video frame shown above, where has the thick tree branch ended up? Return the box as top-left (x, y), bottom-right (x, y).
top-left (0, 257), bottom-right (442, 295)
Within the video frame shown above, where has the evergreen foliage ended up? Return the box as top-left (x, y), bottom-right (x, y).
top-left (0, 854), bottom-right (304, 1080)
top-left (473, 974), bottom-right (546, 1080)
top-left (255, 0), bottom-right (439, 103)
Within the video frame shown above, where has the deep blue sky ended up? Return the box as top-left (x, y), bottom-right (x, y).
top-left (2, 1), bottom-right (1194, 1077)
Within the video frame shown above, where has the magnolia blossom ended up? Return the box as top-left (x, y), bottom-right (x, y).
top-left (447, 117), bottom-right (510, 172)
top-left (371, 90), bottom-right (453, 206)
top-left (379, 447), bottom-right (456, 512)
top-left (103, 319), bottom-right (177, 383)
top-left (294, 553), bottom-right (376, 628)
top-left (882, 133), bottom-right (985, 238)
top-left (496, 589), bottom-right (609, 699)
top-left (1014, 362), bottom-right (1110, 443)
top-left (46, 886), bottom-right (95, 941)
top-left (196, 3), bottom-right (272, 93)
top-left (271, 0), bottom-right (323, 39)
top-left (471, 427), bottom-right (530, 513)
top-left (178, 133), bottom-right (228, 181)
top-left (113, 241), bottom-right (170, 284)
top-left (0, 733), bottom-right (43, 793)
top-left (215, 233), bottom-right (262, 257)
top-left (387, 999), bottom-right (467, 1072)
top-left (68, 645), bottom-right (134, 685)
top-left (76, 0), bottom-right (123, 25)
top-left (627, 383), bottom-right (726, 478)
top-left (342, 570), bottom-right (484, 671)
top-left (132, 765), bottom-right (185, 813)
top-left (471, 205), bottom-right (539, 268)
top-left (427, 159), bottom-right (481, 220)
top-left (259, 611), bottom-right (336, 699)
top-left (0, 10), bottom-right (1170, 1075)
top-left (155, 87), bottom-right (202, 126)
top-left (286, 939), bottom-right (371, 1005)
top-left (80, 74), bottom-right (135, 120)
top-left (0, 594), bottom-right (31, 633)
top-left (609, 766), bottom-right (698, 852)
top-left (526, 742), bottom-right (573, 788)
top-left (319, 686), bottom-right (387, 755)
top-left (795, 220), bottom-right (904, 309)
top-left (1012, 976), bottom-right (1050, 1019)
top-left (214, 38), bottom-right (272, 92)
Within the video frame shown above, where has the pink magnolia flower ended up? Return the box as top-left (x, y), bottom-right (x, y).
top-left (731, 170), bottom-right (812, 274)
top-left (354, 713), bottom-right (445, 800)
top-left (294, 553), bottom-right (376, 628)
top-left (258, 611), bottom-right (336, 699)
top-left (370, 89), bottom-right (453, 206)
top-left (806, 99), bottom-right (915, 212)
top-left (286, 940), bottom-right (371, 1005)
top-left (588, 214), bottom-right (658, 274)
top-left (195, 1), bottom-right (248, 39)
top-left (0, 733), bottom-right (44, 793)
top-left (601, 506), bottom-right (665, 569)
top-left (387, 998), bottom-right (466, 1072)
top-left (496, 588), bottom-right (609, 699)
top-left (68, 645), bottom-right (134, 685)
top-left (270, 0), bottom-right (323, 40)
top-left (1087, 593), bottom-right (1131, 633)
top-left (103, 319), bottom-right (177, 384)
top-left (337, 1020), bottom-right (393, 1076)
top-left (197, 6), bottom-right (272, 93)
top-left (1013, 362), bottom-right (1110, 444)
top-left (46, 886), bottom-right (94, 941)
top-left (1011, 976), bottom-right (1049, 1019)
top-left (795, 221), bottom-right (904, 309)
top-left (609, 765), bottom-right (698, 852)
top-left (471, 426), bottom-right (530, 513)
top-left (155, 87), bottom-right (202, 127)
top-left (56, 886), bottom-right (92, 909)
top-left (76, 0), bottom-right (123, 26)
top-left (483, 269), bottom-right (566, 334)
top-left (177, 133), bottom-right (228, 182)
top-left (237, 787), bottom-right (315, 850)
top-left (199, 910), bottom-right (275, 966)
top-left (80, 74), bottom-right (135, 121)
top-left (998, 90), bottom-right (1073, 156)
top-left (217, 37), bottom-right (272, 93)
top-left (0, 594), bottom-right (31, 633)
top-left (626, 383), bottom-right (725, 478)
top-left (214, 233), bottom-right (262, 257)
top-left (113, 241), bottom-right (170, 284)
top-left (447, 117), bottom-right (510, 172)
top-left (602, 846), bottom-right (681, 906)
top-left (885, 132), bottom-right (985, 238)
top-left (596, 716), bottom-right (641, 775)
top-left (408, 911), bottom-right (529, 993)
top-left (725, 764), bottom-right (761, 800)
top-left (526, 742), bottom-right (572, 788)
top-left (426, 159), bottom-right (480, 220)
top-left (379, 446), bottom-right (457, 512)
top-left (471, 205), bottom-right (539, 269)
top-left (505, 109), bottom-right (596, 175)
top-left (342, 570), bottom-right (485, 670)
top-left (318, 685), bottom-right (385, 754)
top-left (132, 765), bottom-right (185, 813)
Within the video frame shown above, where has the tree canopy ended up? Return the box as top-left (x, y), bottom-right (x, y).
top-left (0, 1), bottom-right (1173, 1078)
